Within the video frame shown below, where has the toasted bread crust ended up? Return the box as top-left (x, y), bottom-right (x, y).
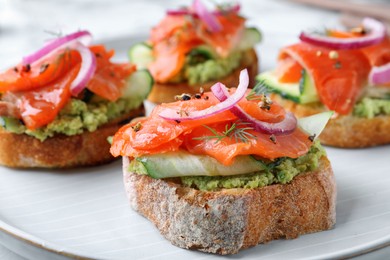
top-left (147, 49), bottom-right (259, 103)
top-left (0, 107), bottom-right (144, 168)
top-left (123, 156), bottom-right (336, 255)
top-left (271, 94), bottom-right (390, 148)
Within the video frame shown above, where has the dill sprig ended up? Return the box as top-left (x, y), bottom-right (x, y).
top-left (193, 120), bottom-right (257, 143)
top-left (246, 80), bottom-right (270, 101)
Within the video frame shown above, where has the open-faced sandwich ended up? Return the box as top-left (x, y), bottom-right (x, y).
top-left (257, 17), bottom-right (390, 148)
top-left (0, 31), bottom-right (152, 168)
top-left (129, 0), bottom-right (261, 103)
top-left (110, 69), bottom-right (336, 255)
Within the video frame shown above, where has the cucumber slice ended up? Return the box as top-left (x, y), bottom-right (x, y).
top-left (0, 117), bottom-right (24, 133)
top-left (128, 42), bottom-right (154, 69)
top-left (131, 150), bottom-right (266, 179)
top-left (299, 70), bottom-right (319, 103)
top-left (187, 45), bottom-right (215, 65)
top-left (122, 69), bottom-right (154, 100)
top-left (237, 27), bottom-right (262, 51)
top-left (298, 111), bottom-right (333, 139)
top-left (257, 70), bottom-right (319, 104)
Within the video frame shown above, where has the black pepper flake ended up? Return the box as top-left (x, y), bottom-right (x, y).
top-left (23, 64), bottom-right (31, 73)
top-left (334, 61), bottom-right (342, 69)
top-left (39, 64), bottom-right (50, 74)
top-left (13, 67), bottom-right (19, 73)
top-left (176, 109), bottom-right (189, 117)
top-left (204, 96), bottom-right (209, 100)
top-left (182, 94), bottom-right (191, 101)
top-left (308, 133), bottom-right (316, 142)
top-left (175, 120), bottom-right (181, 124)
top-left (194, 93), bottom-right (202, 99)
top-left (174, 93), bottom-right (191, 101)
top-left (270, 134), bottom-right (277, 144)
top-left (95, 53), bottom-right (102, 58)
top-left (258, 94), bottom-right (273, 111)
top-left (131, 122), bottom-right (142, 132)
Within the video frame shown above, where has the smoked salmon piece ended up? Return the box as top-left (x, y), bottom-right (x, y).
top-left (147, 12), bottom-right (245, 83)
top-left (278, 43), bottom-right (371, 114)
top-left (0, 45), bottom-right (135, 129)
top-left (361, 37), bottom-right (390, 67)
top-left (110, 91), bottom-right (310, 166)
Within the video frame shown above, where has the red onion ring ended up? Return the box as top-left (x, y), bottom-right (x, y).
top-left (369, 62), bottom-right (390, 85)
top-left (211, 83), bottom-right (297, 135)
top-left (159, 69), bottom-right (249, 121)
top-left (70, 43), bottom-right (97, 96)
top-left (167, 3), bottom-right (240, 16)
top-left (299, 17), bottom-right (386, 49)
top-left (192, 0), bottom-right (222, 32)
top-left (22, 30), bottom-right (92, 65)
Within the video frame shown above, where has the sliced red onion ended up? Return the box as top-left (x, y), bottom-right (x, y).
top-left (159, 69), bottom-right (249, 121)
top-left (167, 3), bottom-right (240, 16)
top-left (22, 30), bottom-right (92, 65)
top-left (369, 62), bottom-right (390, 85)
top-left (192, 0), bottom-right (222, 32)
top-left (299, 17), bottom-right (386, 49)
top-left (69, 43), bottom-right (97, 96)
top-left (211, 83), bottom-right (297, 135)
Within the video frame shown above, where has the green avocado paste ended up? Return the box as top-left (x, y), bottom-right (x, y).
top-left (168, 50), bottom-right (243, 86)
top-left (181, 141), bottom-right (325, 191)
top-left (1, 96), bottom-right (143, 142)
top-left (353, 97), bottom-right (390, 118)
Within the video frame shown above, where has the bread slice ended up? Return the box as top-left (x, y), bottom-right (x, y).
top-left (123, 155), bottom-right (336, 255)
top-left (271, 94), bottom-right (390, 148)
top-left (147, 48), bottom-right (259, 104)
top-left (0, 107), bottom-right (144, 168)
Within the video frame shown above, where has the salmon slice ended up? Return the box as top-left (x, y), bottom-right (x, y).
top-left (361, 37), bottom-right (390, 67)
top-left (2, 66), bottom-right (79, 130)
top-left (148, 13), bottom-right (245, 83)
top-left (183, 122), bottom-right (311, 165)
top-left (110, 91), bottom-right (306, 165)
top-left (88, 46), bottom-right (136, 101)
top-left (0, 49), bottom-right (81, 92)
top-left (196, 13), bottom-right (245, 57)
top-left (279, 43), bottom-right (371, 114)
top-left (275, 57), bottom-right (303, 83)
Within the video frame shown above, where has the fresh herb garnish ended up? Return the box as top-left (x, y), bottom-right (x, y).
top-left (193, 120), bottom-right (257, 143)
top-left (246, 81), bottom-right (273, 110)
top-left (246, 80), bottom-right (270, 101)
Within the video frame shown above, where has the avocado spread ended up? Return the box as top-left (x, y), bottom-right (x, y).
top-left (169, 50), bottom-right (242, 86)
top-left (2, 95), bottom-right (143, 141)
top-left (353, 97), bottom-right (390, 118)
top-left (128, 141), bottom-right (325, 191)
top-left (181, 141), bottom-right (325, 191)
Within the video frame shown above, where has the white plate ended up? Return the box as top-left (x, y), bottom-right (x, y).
top-left (0, 146), bottom-right (390, 260)
top-left (1, 28), bottom-right (390, 260)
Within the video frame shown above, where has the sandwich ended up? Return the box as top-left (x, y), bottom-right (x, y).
top-left (128, 0), bottom-right (261, 103)
top-left (0, 30), bottom-right (153, 168)
top-left (110, 69), bottom-right (336, 255)
top-left (257, 17), bottom-right (390, 148)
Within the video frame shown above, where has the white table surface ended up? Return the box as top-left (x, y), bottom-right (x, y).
top-left (0, 0), bottom-right (389, 259)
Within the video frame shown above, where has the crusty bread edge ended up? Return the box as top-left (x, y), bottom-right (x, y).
top-left (147, 48), bottom-right (259, 104)
top-left (123, 156), bottom-right (336, 255)
top-left (0, 107), bottom-right (144, 168)
top-left (271, 94), bottom-right (390, 148)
